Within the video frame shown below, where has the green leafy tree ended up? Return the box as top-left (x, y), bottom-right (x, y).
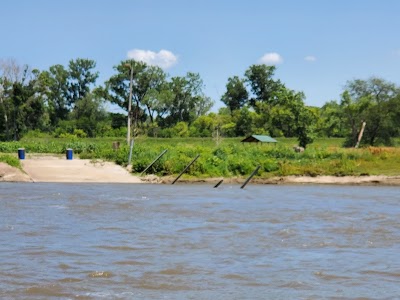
top-left (221, 76), bottom-right (248, 113)
top-left (244, 64), bottom-right (283, 106)
top-left (233, 107), bottom-right (254, 136)
top-left (295, 107), bottom-right (316, 148)
top-left (101, 60), bottom-right (160, 112)
top-left (10, 82), bottom-right (26, 140)
top-left (215, 108), bottom-right (236, 137)
top-left (71, 93), bottom-right (108, 137)
top-left (150, 89), bottom-right (175, 120)
top-left (143, 88), bottom-right (177, 136)
top-left (190, 115), bottom-right (215, 137)
top-left (340, 91), bottom-right (366, 146)
top-left (270, 105), bottom-right (296, 137)
top-left (100, 60), bottom-right (167, 127)
top-left (0, 58), bottom-right (24, 140)
top-left (160, 73), bottom-right (213, 127)
top-left (36, 65), bottom-right (69, 127)
top-left (390, 95), bottom-right (400, 136)
top-left (173, 121), bottom-right (189, 137)
top-left (67, 58), bottom-right (99, 107)
top-left (10, 78), bottom-right (47, 139)
top-left (109, 113), bottom-right (126, 129)
top-left (342, 78), bottom-right (400, 146)
top-left (318, 100), bottom-right (345, 137)
top-left (136, 66), bottom-right (167, 123)
top-left (0, 77), bottom-right (12, 140)
top-left (21, 69), bottom-right (48, 132)
top-left (0, 62), bottom-right (47, 140)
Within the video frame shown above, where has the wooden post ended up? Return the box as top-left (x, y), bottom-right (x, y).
top-left (355, 122), bottom-right (366, 148)
top-left (112, 141), bottom-right (120, 151)
top-left (214, 179), bottom-right (224, 188)
top-left (240, 165), bottom-right (260, 189)
top-left (172, 154), bottom-right (200, 184)
top-left (140, 149), bottom-right (168, 176)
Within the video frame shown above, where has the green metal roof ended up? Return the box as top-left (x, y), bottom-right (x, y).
top-left (241, 135), bottom-right (278, 143)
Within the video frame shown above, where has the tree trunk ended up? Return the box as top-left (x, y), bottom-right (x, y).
top-left (146, 104), bottom-right (154, 123)
top-left (0, 96), bottom-right (10, 139)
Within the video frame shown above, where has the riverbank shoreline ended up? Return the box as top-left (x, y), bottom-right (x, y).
top-left (1, 157), bottom-right (400, 185)
top-left (0, 156), bottom-right (143, 183)
top-left (154, 175), bottom-right (400, 186)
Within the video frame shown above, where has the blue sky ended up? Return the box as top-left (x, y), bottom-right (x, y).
top-left (1, 0), bottom-right (400, 111)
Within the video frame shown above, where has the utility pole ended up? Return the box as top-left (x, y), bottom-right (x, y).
top-left (355, 121), bottom-right (366, 148)
top-left (127, 62), bottom-right (134, 145)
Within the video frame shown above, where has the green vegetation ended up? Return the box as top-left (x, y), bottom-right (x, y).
top-left (2, 58), bottom-right (400, 149)
top-left (1, 137), bottom-right (399, 179)
top-left (1, 58), bottom-right (400, 179)
top-left (0, 154), bottom-right (21, 169)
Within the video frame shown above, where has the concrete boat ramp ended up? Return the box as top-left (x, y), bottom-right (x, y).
top-left (20, 155), bottom-right (142, 183)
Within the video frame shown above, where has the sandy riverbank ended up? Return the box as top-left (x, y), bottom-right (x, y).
top-left (0, 162), bottom-right (32, 182)
top-left (1, 154), bottom-right (400, 185)
top-left (1, 154), bottom-right (142, 183)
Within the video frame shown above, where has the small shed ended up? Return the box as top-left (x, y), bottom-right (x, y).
top-left (241, 135), bottom-right (278, 143)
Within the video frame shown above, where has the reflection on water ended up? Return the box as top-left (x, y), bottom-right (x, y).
top-left (1, 183), bottom-right (400, 299)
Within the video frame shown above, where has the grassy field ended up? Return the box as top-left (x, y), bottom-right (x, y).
top-left (1, 137), bottom-right (400, 178)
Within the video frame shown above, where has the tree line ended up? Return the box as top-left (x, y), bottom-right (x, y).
top-left (1, 57), bottom-right (399, 147)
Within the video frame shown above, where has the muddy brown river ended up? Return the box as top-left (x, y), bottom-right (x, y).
top-left (1, 183), bottom-right (399, 299)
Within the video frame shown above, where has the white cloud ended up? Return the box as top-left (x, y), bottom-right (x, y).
top-left (258, 52), bottom-right (283, 65)
top-left (127, 49), bottom-right (178, 69)
top-left (304, 55), bottom-right (317, 62)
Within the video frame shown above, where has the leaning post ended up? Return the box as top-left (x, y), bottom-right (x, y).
top-left (140, 149), bottom-right (168, 176)
top-left (172, 154), bottom-right (200, 184)
top-left (214, 179), bottom-right (224, 188)
top-left (240, 165), bottom-right (261, 189)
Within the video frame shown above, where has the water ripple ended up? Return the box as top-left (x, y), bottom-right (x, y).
top-left (1, 183), bottom-right (399, 299)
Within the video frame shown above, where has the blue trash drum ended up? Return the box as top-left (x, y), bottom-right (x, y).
top-left (66, 148), bottom-right (73, 160)
top-left (18, 148), bottom-right (25, 160)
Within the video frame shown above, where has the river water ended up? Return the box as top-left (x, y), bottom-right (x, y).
top-left (0, 183), bottom-right (399, 299)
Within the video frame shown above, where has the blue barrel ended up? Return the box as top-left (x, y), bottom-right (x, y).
top-left (18, 148), bottom-right (25, 160)
top-left (66, 148), bottom-right (73, 160)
